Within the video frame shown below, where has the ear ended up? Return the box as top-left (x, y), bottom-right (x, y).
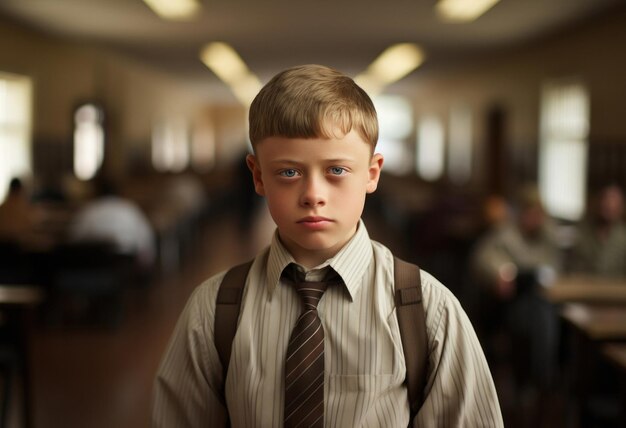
top-left (246, 154), bottom-right (266, 196)
top-left (366, 153), bottom-right (384, 194)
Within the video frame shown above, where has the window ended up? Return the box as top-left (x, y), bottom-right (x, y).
top-left (73, 103), bottom-right (105, 181)
top-left (191, 118), bottom-right (216, 172)
top-left (373, 95), bottom-right (413, 175)
top-left (0, 72), bottom-right (32, 203)
top-left (416, 115), bottom-right (445, 181)
top-left (539, 79), bottom-right (589, 220)
top-left (448, 103), bottom-right (473, 185)
top-left (152, 117), bottom-right (190, 172)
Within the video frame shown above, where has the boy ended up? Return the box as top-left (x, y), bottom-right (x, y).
top-left (152, 65), bottom-right (503, 427)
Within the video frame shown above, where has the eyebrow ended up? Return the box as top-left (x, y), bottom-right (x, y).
top-left (268, 158), bottom-right (357, 166)
top-left (326, 158), bottom-right (357, 164)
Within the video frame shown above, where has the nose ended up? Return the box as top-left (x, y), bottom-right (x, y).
top-left (299, 175), bottom-right (326, 207)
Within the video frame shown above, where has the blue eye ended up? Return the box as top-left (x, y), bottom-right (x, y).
top-left (280, 169), bottom-right (298, 178)
top-left (329, 167), bottom-right (345, 175)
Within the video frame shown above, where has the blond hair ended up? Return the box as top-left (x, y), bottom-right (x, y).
top-left (249, 64), bottom-right (378, 150)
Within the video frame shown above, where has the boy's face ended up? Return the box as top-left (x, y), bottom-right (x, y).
top-left (247, 130), bottom-right (383, 268)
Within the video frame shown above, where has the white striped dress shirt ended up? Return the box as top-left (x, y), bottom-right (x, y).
top-left (153, 220), bottom-right (503, 427)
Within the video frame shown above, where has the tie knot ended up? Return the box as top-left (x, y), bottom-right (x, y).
top-left (295, 281), bottom-right (328, 311)
top-left (282, 264), bottom-right (339, 311)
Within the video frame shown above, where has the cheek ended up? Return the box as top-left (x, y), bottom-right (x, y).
top-left (340, 183), bottom-right (367, 209)
top-left (264, 185), bottom-right (293, 218)
top-left (266, 203), bottom-right (284, 224)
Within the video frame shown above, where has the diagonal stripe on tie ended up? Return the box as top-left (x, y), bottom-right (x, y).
top-left (283, 264), bottom-right (337, 428)
top-left (286, 345), bottom-right (324, 389)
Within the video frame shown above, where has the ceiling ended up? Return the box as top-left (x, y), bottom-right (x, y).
top-left (0, 0), bottom-right (623, 99)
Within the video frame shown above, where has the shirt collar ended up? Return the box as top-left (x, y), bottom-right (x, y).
top-left (266, 219), bottom-right (373, 301)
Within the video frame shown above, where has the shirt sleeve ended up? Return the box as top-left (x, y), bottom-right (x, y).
top-left (413, 271), bottom-right (504, 428)
top-left (151, 273), bottom-right (229, 428)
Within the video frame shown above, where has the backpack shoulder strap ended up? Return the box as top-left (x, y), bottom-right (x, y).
top-left (215, 260), bottom-right (254, 384)
top-left (394, 256), bottom-right (428, 420)
top-left (214, 257), bottom-right (428, 418)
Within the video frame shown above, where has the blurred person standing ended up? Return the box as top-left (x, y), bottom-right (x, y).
top-left (470, 185), bottom-right (562, 393)
top-left (570, 183), bottom-right (626, 277)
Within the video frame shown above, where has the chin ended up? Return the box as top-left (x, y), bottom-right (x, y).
top-left (293, 235), bottom-right (336, 251)
top-left (298, 238), bottom-right (335, 251)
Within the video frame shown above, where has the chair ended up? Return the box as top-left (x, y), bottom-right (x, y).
top-left (47, 241), bottom-right (133, 327)
top-left (0, 241), bottom-right (37, 286)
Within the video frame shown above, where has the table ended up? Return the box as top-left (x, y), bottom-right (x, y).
top-left (561, 303), bottom-right (626, 341)
top-left (604, 344), bottom-right (626, 373)
top-left (561, 303), bottom-right (626, 425)
top-left (542, 276), bottom-right (626, 305)
top-left (0, 285), bottom-right (44, 306)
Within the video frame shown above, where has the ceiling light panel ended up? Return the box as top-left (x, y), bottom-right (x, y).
top-left (143, 0), bottom-right (200, 20)
top-left (355, 43), bottom-right (425, 95)
top-left (436, 0), bottom-right (500, 23)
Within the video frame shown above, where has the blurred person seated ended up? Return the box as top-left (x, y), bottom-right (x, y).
top-left (470, 184), bottom-right (562, 394)
top-left (0, 178), bottom-right (39, 242)
top-left (570, 183), bottom-right (626, 277)
top-left (68, 177), bottom-right (156, 278)
top-left (30, 174), bottom-right (68, 204)
top-left (482, 194), bottom-right (510, 230)
top-left (0, 177), bottom-right (44, 283)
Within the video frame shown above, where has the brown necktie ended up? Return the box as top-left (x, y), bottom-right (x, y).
top-left (283, 265), bottom-right (338, 428)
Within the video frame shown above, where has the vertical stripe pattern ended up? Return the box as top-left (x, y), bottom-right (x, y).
top-left (152, 220), bottom-right (504, 427)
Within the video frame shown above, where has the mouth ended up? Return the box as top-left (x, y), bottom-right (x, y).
top-left (297, 216), bottom-right (333, 229)
top-left (298, 216), bottom-right (332, 224)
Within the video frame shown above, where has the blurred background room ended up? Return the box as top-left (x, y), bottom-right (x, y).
top-left (0, 0), bottom-right (625, 427)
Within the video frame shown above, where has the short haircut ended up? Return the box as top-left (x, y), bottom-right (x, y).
top-left (249, 64), bottom-right (378, 151)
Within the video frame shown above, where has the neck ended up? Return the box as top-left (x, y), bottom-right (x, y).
top-left (278, 223), bottom-right (359, 269)
top-left (290, 249), bottom-right (334, 270)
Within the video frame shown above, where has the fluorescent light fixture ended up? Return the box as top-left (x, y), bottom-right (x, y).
top-left (436, 0), bottom-right (500, 22)
top-left (200, 42), bottom-right (263, 106)
top-left (230, 74), bottom-right (264, 107)
top-left (355, 43), bottom-right (424, 95)
top-left (200, 43), bottom-right (249, 84)
top-left (143, 0), bottom-right (200, 20)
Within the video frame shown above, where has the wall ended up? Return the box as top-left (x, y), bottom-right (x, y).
top-left (399, 4), bottom-right (626, 193)
top-left (2, 5), bottom-right (625, 190)
top-left (0, 17), bottom-right (248, 180)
